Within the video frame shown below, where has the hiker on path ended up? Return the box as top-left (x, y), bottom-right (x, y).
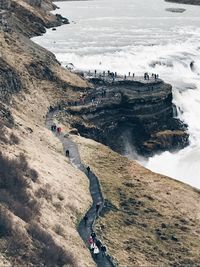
top-left (96, 239), bottom-right (102, 249)
top-left (83, 214), bottom-right (88, 226)
top-left (87, 166), bottom-right (90, 175)
top-left (88, 236), bottom-right (94, 245)
top-left (101, 244), bottom-right (107, 257)
top-left (65, 150), bottom-right (69, 157)
top-left (91, 232), bottom-right (96, 242)
top-left (93, 245), bottom-right (100, 259)
top-left (96, 202), bottom-right (101, 214)
top-left (51, 124), bottom-right (56, 132)
top-left (57, 127), bottom-right (61, 134)
top-left (89, 241), bottom-right (95, 253)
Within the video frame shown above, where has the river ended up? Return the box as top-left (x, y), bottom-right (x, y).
top-left (33, 0), bottom-right (200, 188)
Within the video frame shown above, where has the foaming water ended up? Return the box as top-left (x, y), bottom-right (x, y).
top-left (33, 0), bottom-right (200, 188)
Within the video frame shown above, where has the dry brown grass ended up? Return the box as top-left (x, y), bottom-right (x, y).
top-left (75, 136), bottom-right (200, 267)
top-left (0, 26), bottom-right (94, 267)
top-left (0, 152), bottom-right (39, 221)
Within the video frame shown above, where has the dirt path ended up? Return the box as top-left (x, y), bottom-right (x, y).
top-left (46, 111), bottom-right (116, 267)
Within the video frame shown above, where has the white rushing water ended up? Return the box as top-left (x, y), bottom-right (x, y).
top-left (33, 0), bottom-right (200, 188)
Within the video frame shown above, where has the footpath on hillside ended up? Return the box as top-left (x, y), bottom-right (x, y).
top-left (46, 111), bottom-right (116, 267)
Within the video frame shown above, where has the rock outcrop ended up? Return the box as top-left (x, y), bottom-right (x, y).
top-left (59, 77), bottom-right (189, 156)
top-left (6, 0), bottom-right (69, 37)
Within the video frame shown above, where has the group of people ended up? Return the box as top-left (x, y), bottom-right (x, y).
top-left (88, 232), bottom-right (107, 259)
top-left (91, 69), bottom-right (161, 83)
top-left (50, 122), bottom-right (108, 261)
top-left (51, 124), bottom-right (62, 134)
top-left (144, 72), bottom-right (159, 80)
top-left (84, 167), bottom-right (107, 259)
top-left (93, 69), bottom-right (136, 82)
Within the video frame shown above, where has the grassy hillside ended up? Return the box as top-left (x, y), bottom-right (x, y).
top-left (76, 136), bottom-right (200, 266)
top-left (0, 1), bottom-right (95, 266)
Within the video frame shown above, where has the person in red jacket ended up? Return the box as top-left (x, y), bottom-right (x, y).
top-left (57, 127), bottom-right (61, 134)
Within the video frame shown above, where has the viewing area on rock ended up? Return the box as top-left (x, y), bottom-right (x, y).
top-left (74, 69), bottom-right (162, 85)
top-left (60, 70), bottom-right (166, 110)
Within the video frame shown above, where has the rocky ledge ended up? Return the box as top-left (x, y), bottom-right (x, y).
top-left (57, 74), bottom-right (189, 156)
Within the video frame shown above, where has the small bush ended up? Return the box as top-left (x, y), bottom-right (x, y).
top-left (0, 123), bottom-right (9, 144)
top-left (27, 168), bottom-right (38, 182)
top-left (0, 205), bottom-right (13, 237)
top-left (28, 222), bottom-right (54, 245)
top-left (54, 224), bottom-right (65, 237)
top-left (7, 227), bottom-right (30, 256)
top-left (57, 193), bottom-right (65, 201)
top-left (53, 201), bottom-right (62, 211)
top-left (9, 133), bottom-right (20, 145)
top-left (35, 186), bottom-right (52, 201)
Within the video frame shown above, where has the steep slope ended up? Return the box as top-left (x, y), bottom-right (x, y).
top-left (0, 2), bottom-right (95, 266)
top-left (76, 136), bottom-right (200, 267)
top-left (58, 78), bottom-right (188, 156)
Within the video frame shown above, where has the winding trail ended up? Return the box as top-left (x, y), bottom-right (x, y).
top-left (46, 111), bottom-right (116, 267)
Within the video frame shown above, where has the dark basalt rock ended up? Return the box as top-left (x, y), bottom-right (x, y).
top-left (10, 1), bottom-right (69, 38)
top-left (55, 14), bottom-right (69, 25)
top-left (63, 77), bottom-right (189, 157)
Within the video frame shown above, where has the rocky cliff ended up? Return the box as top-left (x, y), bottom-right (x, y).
top-left (0, 0), bottom-right (68, 37)
top-left (58, 77), bottom-right (188, 156)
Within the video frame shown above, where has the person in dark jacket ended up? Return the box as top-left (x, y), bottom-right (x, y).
top-left (87, 166), bottom-right (90, 175)
top-left (91, 232), bottom-right (96, 242)
top-left (83, 215), bottom-right (88, 226)
top-left (65, 150), bottom-right (69, 157)
top-left (96, 239), bottom-right (102, 249)
top-left (101, 244), bottom-right (107, 257)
